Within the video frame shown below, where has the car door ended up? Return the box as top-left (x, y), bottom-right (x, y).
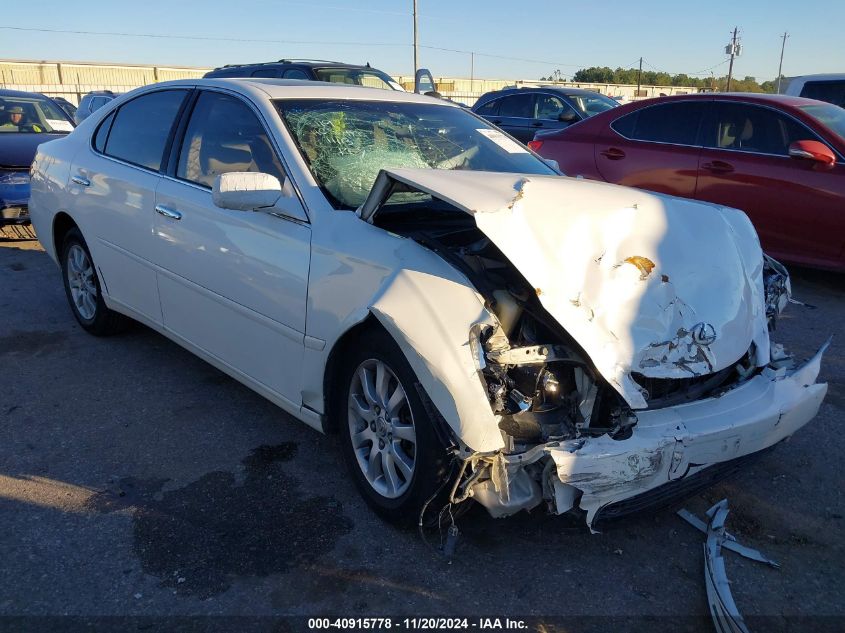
top-left (151, 89), bottom-right (311, 407)
top-left (594, 100), bottom-right (709, 197)
top-left (491, 94), bottom-right (536, 143)
top-left (68, 88), bottom-right (190, 324)
top-left (531, 93), bottom-right (580, 136)
top-left (695, 101), bottom-right (844, 265)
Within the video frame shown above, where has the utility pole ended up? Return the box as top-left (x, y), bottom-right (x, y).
top-left (725, 27), bottom-right (740, 91)
top-left (776, 32), bottom-right (789, 93)
top-left (412, 0), bottom-right (419, 74)
top-left (470, 52), bottom-right (474, 93)
top-left (636, 57), bottom-right (642, 96)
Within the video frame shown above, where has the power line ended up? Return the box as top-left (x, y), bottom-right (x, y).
top-left (0, 25), bottom-right (736, 77)
top-left (274, 1), bottom-right (408, 16)
top-left (0, 26), bottom-right (594, 69)
top-left (420, 44), bottom-right (586, 67)
top-left (0, 25), bottom-right (404, 47)
top-left (640, 57), bottom-right (729, 77)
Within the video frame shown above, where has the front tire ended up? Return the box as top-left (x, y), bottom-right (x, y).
top-left (60, 227), bottom-right (126, 336)
top-left (337, 329), bottom-right (452, 525)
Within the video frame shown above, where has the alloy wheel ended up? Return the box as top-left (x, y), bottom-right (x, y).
top-left (66, 244), bottom-right (97, 320)
top-left (347, 359), bottom-right (417, 499)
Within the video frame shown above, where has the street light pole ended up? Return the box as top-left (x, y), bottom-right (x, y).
top-left (413, 0), bottom-right (419, 75)
top-left (776, 32), bottom-right (789, 93)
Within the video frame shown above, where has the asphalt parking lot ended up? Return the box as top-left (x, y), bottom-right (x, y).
top-left (1, 233), bottom-right (843, 632)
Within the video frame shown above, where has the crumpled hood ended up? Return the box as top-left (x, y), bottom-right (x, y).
top-left (361, 169), bottom-right (771, 409)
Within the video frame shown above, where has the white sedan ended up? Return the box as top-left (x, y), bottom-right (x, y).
top-left (29, 78), bottom-right (828, 529)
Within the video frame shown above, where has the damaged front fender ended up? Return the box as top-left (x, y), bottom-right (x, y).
top-left (368, 268), bottom-right (506, 453)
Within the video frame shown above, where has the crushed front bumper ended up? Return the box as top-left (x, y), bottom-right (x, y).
top-left (549, 342), bottom-right (828, 527)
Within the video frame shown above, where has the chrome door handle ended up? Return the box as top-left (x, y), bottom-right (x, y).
top-left (71, 175), bottom-right (90, 187)
top-left (155, 204), bottom-right (182, 220)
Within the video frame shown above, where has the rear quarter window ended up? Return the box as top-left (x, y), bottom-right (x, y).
top-left (475, 99), bottom-right (499, 115)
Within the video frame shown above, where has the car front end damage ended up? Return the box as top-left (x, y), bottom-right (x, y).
top-left (455, 339), bottom-right (827, 526)
top-left (360, 169), bottom-right (829, 529)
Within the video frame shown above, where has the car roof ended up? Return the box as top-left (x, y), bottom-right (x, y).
top-left (132, 78), bottom-right (456, 106)
top-left (788, 73), bottom-right (845, 82)
top-left (209, 60), bottom-right (379, 72)
top-left (0, 88), bottom-right (54, 99)
top-left (633, 92), bottom-right (822, 108)
top-left (479, 86), bottom-right (607, 98)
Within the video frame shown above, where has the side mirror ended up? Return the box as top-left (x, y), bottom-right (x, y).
top-left (543, 158), bottom-right (561, 173)
top-left (788, 140), bottom-right (836, 166)
top-left (212, 172), bottom-right (284, 211)
top-left (414, 68), bottom-right (436, 94)
top-left (558, 111), bottom-right (578, 123)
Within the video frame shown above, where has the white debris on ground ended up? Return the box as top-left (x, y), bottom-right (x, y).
top-left (678, 499), bottom-right (781, 633)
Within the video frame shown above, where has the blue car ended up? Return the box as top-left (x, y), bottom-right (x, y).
top-left (1, 89), bottom-right (75, 226)
top-left (472, 86), bottom-right (619, 144)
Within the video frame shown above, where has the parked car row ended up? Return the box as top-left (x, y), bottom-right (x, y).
top-left (0, 89), bottom-right (75, 227)
top-left (26, 76), bottom-right (829, 529)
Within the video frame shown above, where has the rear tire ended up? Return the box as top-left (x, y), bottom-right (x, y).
top-left (336, 328), bottom-right (453, 525)
top-left (60, 227), bottom-right (127, 336)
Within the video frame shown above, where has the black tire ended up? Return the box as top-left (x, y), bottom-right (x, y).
top-left (60, 227), bottom-right (127, 336)
top-left (336, 328), bottom-right (453, 525)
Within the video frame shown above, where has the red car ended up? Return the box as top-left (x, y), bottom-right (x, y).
top-left (531, 93), bottom-right (845, 271)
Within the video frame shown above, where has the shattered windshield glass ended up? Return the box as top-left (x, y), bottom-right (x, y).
top-left (277, 99), bottom-right (556, 209)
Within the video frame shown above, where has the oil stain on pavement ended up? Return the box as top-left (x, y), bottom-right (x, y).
top-left (0, 330), bottom-right (67, 357)
top-left (86, 443), bottom-right (354, 598)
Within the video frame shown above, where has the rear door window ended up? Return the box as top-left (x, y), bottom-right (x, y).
top-left (498, 94), bottom-right (535, 119)
top-left (104, 90), bottom-right (188, 171)
top-left (612, 101), bottom-right (706, 146)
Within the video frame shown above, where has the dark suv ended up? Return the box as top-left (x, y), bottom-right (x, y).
top-left (205, 59), bottom-right (436, 94)
top-left (75, 90), bottom-right (120, 125)
top-left (472, 86), bottom-right (620, 143)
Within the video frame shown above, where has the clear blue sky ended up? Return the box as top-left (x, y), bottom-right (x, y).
top-left (1, 0), bottom-right (842, 81)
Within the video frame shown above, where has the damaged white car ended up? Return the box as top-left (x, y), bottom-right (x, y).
top-left (29, 79), bottom-right (828, 529)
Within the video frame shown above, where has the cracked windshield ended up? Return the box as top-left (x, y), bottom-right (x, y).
top-left (277, 100), bottom-right (554, 208)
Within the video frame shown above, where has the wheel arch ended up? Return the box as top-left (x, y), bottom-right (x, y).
top-left (52, 212), bottom-right (79, 259)
top-left (319, 268), bottom-right (505, 453)
top-left (322, 314), bottom-right (386, 434)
